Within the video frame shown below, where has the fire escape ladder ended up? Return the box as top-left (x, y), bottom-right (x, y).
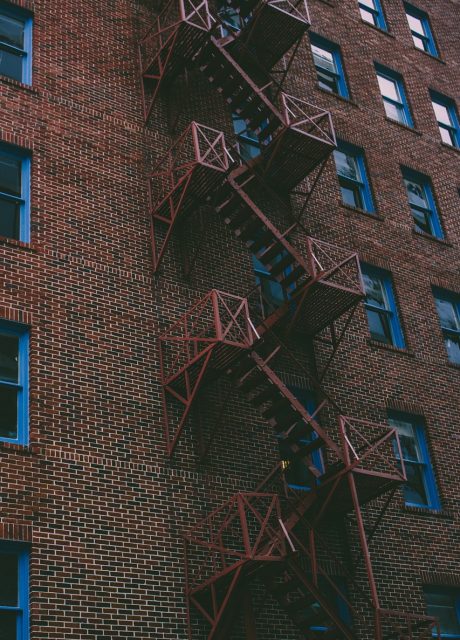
top-left (226, 347), bottom-right (343, 476)
top-left (258, 553), bottom-right (356, 639)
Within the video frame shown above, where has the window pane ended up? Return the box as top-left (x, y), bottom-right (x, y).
top-left (0, 155), bottom-right (21, 196)
top-left (311, 45), bottom-right (335, 73)
top-left (363, 274), bottom-right (386, 308)
top-left (404, 462), bottom-right (428, 505)
top-left (411, 206), bottom-right (432, 235)
top-left (0, 47), bottom-right (23, 82)
top-left (432, 102), bottom-right (452, 126)
top-left (334, 150), bottom-right (359, 181)
top-left (0, 334), bottom-right (19, 382)
top-left (360, 8), bottom-right (376, 25)
top-left (445, 333), bottom-right (460, 365)
top-left (366, 308), bottom-right (393, 344)
top-left (407, 13), bottom-right (424, 36)
top-left (377, 75), bottom-right (399, 102)
top-left (0, 610), bottom-right (17, 640)
top-left (412, 33), bottom-right (427, 51)
top-left (435, 298), bottom-right (459, 331)
top-left (383, 100), bottom-right (405, 123)
top-left (439, 125), bottom-right (455, 146)
top-left (0, 197), bottom-right (20, 240)
top-left (404, 179), bottom-right (428, 208)
top-left (317, 70), bottom-right (339, 94)
top-left (393, 422), bottom-right (421, 462)
top-left (0, 553), bottom-right (18, 606)
top-left (340, 183), bottom-right (362, 209)
top-left (0, 14), bottom-right (25, 48)
top-left (0, 387), bottom-right (18, 439)
top-left (360, 0), bottom-right (376, 8)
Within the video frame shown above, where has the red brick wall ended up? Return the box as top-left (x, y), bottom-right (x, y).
top-left (1, 0), bottom-right (458, 637)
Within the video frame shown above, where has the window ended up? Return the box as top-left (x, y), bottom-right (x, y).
top-left (430, 92), bottom-right (460, 148)
top-left (0, 3), bottom-right (32, 84)
top-left (0, 542), bottom-right (29, 640)
top-left (358, 0), bottom-right (387, 30)
top-left (252, 253), bottom-right (288, 318)
top-left (232, 114), bottom-right (264, 162)
top-left (375, 64), bottom-right (413, 127)
top-left (0, 321), bottom-right (29, 445)
top-left (310, 34), bottom-right (349, 98)
top-left (432, 288), bottom-right (460, 365)
top-left (0, 144), bottom-right (30, 242)
top-left (278, 388), bottom-right (324, 490)
top-left (424, 587), bottom-right (460, 638)
top-left (388, 411), bottom-right (440, 509)
top-left (361, 264), bottom-right (405, 348)
top-left (402, 168), bottom-right (443, 238)
top-left (404, 3), bottom-right (437, 56)
top-left (333, 142), bottom-right (374, 212)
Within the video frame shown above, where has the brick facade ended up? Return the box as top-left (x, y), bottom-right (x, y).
top-left (0, 0), bottom-right (458, 638)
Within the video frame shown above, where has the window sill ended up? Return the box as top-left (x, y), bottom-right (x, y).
top-left (384, 117), bottom-right (422, 135)
top-left (413, 47), bottom-right (445, 64)
top-left (341, 203), bottom-right (383, 220)
top-left (440, 141), bottom-right (460, 154)
top-left (0, 74), bottom-right (37, 94)
top-left (317, 86), bottom-right (359, 108)
top-left (447, 361), bottom-right (460, 371)
top-left (0, 440), bottom-right (34, 455)
top-left (403, 505), bottom-right (452, 519)
top-left (412, 229), bottom-right (451, 246)
top-left (0, 236), bottom-right (38, 252)
top-left (360, 20), bottom-right (394, 39)
top-left (367, 339), bottom-right (414, 356)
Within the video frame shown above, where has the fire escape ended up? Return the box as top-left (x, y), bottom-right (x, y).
top-left (139, 1), bottom-right (441, 638)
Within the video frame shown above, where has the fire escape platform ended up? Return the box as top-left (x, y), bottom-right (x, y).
top-left (229, 0), bottom-right (310, 71)
top-left (255, 123), bottom-right (336, 192)
top-left (287, 278), bottom-right (364, 336)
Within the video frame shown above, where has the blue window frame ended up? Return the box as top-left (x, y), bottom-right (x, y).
top-left (361, 264), bottom-right (405, 348)
top-left (432, 288), bottom-right (460, 365)
top-left (375, 63), bottom-right (413, 127)
top-left (401, 168), bottom-right (443, 238)
top-left (333, 141), bottom-right (374, 212)
top-left (278, 388), bottom-right (324, 491)
top-left (430, 92), bottom-right (460, 149)
top-left (0, 3), bottom-right (32, 84)
top-left (0, 542), bottom-right (29, 640)
top-left (424, 587), bottom-right (460, 638)
top-left (0, 144), bottom-right (31, 242)
top-left (0, 321), bottom-right (29, 445)
top-left (358, 0), bottom-right (387, 30)
top-left (309, 34), bottom-right (349, 98)
top-left (388, 411), bottom-right (440, 510)
top-left (404, 3), bottom-right (437, 56)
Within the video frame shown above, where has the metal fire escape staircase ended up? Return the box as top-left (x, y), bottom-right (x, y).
top-left (140, 1), bottom-right (442, 638)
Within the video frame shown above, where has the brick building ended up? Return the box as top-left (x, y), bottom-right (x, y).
top-left (0, 0), bottom-right (459, 638)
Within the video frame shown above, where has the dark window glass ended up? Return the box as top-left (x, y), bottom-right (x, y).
top-left (0, 197), bottom-right (20, 239)
top-left (433, 291), bottom-right (460, 365)
top-left (0, 155), bottom-right (21, 196)
top-left (0, 611), bottom-right (17, 640)
top-left (0, 387), bottom-right (18, 439)
top-left (424, 588), bottom-right (460, 637)
top-left (0, 334), bottom-right (19, 382)
top-left (0, 554), bottom-right (18, 607)
top-left (0, 14), bottom-right (24, 48)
